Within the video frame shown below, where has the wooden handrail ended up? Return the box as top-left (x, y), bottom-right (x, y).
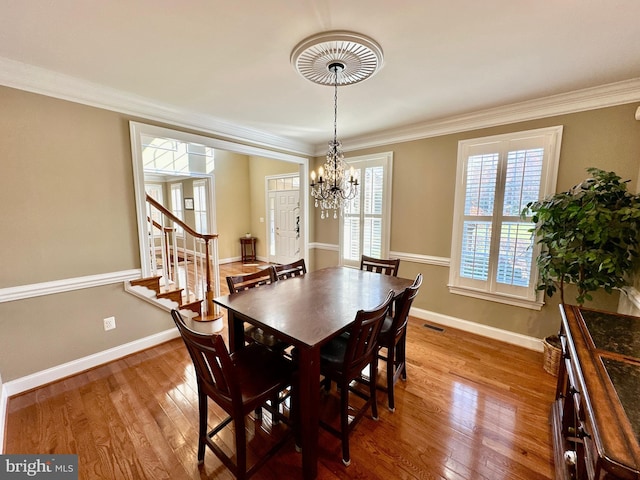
top-left (145, 193), bottom-right (219, 316)
top-left (147, 216), bottom-right (174, 233)
top-left (145, 194), bottom-right (218, 241)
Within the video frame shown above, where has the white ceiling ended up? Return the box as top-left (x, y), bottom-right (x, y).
top-left (2, 0), bottom-right (640, 154)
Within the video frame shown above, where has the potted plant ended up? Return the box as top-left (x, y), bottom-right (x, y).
top-left (523, 168), bottom-right (640, 374)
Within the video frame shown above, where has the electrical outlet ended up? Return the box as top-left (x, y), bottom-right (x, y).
top-left (103, 316), bottom-right (116, 331)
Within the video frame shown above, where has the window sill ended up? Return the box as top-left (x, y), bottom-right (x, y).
top-left (448, 285), bottom-right (544, 311)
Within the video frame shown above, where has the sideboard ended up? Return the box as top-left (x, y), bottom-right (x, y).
top-left (552, 304), bottom-right (640, 479)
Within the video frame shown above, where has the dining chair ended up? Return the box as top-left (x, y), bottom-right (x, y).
top-left (360, 254), bottom-right (400, 276)
top-left (226, 267), bottom-right (283, 348)
top-left (378, 273), bottom-right (422, 411)
top-left (274, 258), bottom-right (307, 280)
top-left (171, 309), bottom-right (296, 480)
top-left (318, 290), bottom-right (394, 466)
top-left (226, 266), bottom-right (291, 420)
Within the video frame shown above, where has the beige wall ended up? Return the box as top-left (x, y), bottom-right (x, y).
top-left (0, 87), bottom-right (172, 381)
top-left (0, 87), bottom-right (292, 381)
top-left (1, 83), bottom-right (639, 382)
top-left (0, 87), bottom-right (139, 288)
top-left (248, 156), bottom-right (299, 258)
top-left (213, 150), bottom-right (251, 259)
top-left (310, 103), bottom-right (640, 339)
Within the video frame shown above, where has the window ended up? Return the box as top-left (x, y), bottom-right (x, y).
top-left (340, 152), bottom-right (393, 268)
top-left (193, 180), bottom-right (208, 233)
top-left (141, 135), bottom-right (215, 175)
top-left (144, 183), bottom-right (164, 237)
top-left (449, 126), bottom-right (563, 309)
top-left (170, 183), bottom-right (184, 234)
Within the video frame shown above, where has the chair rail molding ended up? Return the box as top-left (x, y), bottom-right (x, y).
top-left (0, 270), bottom-right (141, 303)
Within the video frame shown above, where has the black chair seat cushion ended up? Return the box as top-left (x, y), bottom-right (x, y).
top-left (379, 314), bottom-right (393, 336)
top-left (320, 333), bottom-right (349, 370)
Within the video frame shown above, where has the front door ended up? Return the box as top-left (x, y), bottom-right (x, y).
top-left (269, 189), bottom-right (300, 264)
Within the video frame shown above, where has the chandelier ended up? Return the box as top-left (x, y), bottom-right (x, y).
top-left (310, 62), bottom-right (358, 218)
top-left (290, 31), bottom-right (384, 219)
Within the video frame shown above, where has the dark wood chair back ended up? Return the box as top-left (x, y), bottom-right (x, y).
top-left (171, 309), bottom-right (236, 409)
top-left (274, 258), bottom-right (307, 280)
top-left (226, 266), bottom-right (277, 293)
top-left (387, 273), bottom-right (422, 341)
top-left (344, 290), bottom-right (395, 378)
top-left (377, 273), bottom-right (422, 411)
top-left (171, 309), bottom-right (294, 477)
top-left (319, 290), bottom-right (394, 466)
top-left (360, 254), bottom-right (400, 276)
top-left (226, 266), bottom-right (286, 350)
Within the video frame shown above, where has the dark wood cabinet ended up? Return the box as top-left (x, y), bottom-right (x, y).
top-left (552, 304), bottom-right (640, 479)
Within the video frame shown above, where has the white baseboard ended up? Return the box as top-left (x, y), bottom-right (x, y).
top-left (2, 328), bottom-right (180, 399)
top-left (410, 306), bottom-right (544, 352)
top-left (0, 375), bottom-right (5, 453)
top-left (0, 328), bottom-right (181, 451)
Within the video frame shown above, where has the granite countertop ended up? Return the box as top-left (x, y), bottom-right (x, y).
top-left (581, 309), bottom-right (640, 359)
top-left (581, 309), bottom-right (640, 444)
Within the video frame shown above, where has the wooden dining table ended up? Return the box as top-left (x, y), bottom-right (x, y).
top-left (213, 266), bottom-right (414, 479)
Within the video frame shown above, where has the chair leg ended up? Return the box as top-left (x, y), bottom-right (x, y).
top-left (399, 333), bottom-right (408, 381)
top-left (340, 380), bottom-right (351, 466)
top-left (370, 358), bottom-right (379, 421)
top-left (197, 393), bottom-right (208, 464)
top-left (386, 344), bottom-right (396, 412)
top-left (271, 394), bottom-right (280, 424)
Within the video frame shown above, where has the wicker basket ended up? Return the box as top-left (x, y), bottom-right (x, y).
top-left (543, 335), bottom-right (562, 376)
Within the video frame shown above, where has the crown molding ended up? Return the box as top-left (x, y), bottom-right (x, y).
top-left (0, 57), bottom-right (314, 157)
top-left (2, 56), bottom-right (638, 157)
top-left (330, 77), bottom-right (640, 155)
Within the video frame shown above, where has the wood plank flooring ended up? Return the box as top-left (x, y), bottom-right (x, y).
top-left (4, 262), bottom-right (557, 479)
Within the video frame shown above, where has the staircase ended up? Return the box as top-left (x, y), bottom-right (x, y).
top-left (125, 194), bottom-right (223, 328)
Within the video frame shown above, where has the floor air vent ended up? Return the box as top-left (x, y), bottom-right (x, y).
top-left (423, 323), bottom-right (445, 332)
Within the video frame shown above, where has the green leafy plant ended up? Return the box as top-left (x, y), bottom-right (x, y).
top-left (523, 168), bottom-right (640, 305)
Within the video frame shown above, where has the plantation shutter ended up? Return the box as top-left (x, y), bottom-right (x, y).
top-left (449, 126), bottom-right (562, 309)
top-left (341, 153), bottom-right (393, 268)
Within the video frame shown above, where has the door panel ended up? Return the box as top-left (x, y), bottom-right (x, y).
top-left (271, 190), bottom-right (300, 264)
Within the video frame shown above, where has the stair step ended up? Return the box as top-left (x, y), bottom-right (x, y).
top-left (180, 299), bottom-right (203, 315)
top-left (157, 289), bottom-right (183, 304)
top-left (130, 276), bottom-right (162, 295)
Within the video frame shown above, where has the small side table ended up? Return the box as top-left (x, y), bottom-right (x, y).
top-left (240, 237), bottom-right (257, 263)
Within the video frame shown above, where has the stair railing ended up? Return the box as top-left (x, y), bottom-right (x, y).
top-left (145, 193), bottom-right (220, 318)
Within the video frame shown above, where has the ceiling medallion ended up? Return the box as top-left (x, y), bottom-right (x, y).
top-left (290, 31), bottom-right (384, 86)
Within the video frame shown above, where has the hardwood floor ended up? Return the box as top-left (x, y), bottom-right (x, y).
top-left (4, 262), bottom-right (557, 479)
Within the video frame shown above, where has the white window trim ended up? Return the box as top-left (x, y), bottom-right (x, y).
top-left (193, 179), bottom-right (208, 234)
top-left (339, 151), bottom-right (393, 268)
top-left (448, 126), bottom-right (563, 310)
top-left (170, 182), bottom-right (184, 234)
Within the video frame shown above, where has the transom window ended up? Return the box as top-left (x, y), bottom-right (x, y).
top-left (449, 126), bottom-right (563, 309)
